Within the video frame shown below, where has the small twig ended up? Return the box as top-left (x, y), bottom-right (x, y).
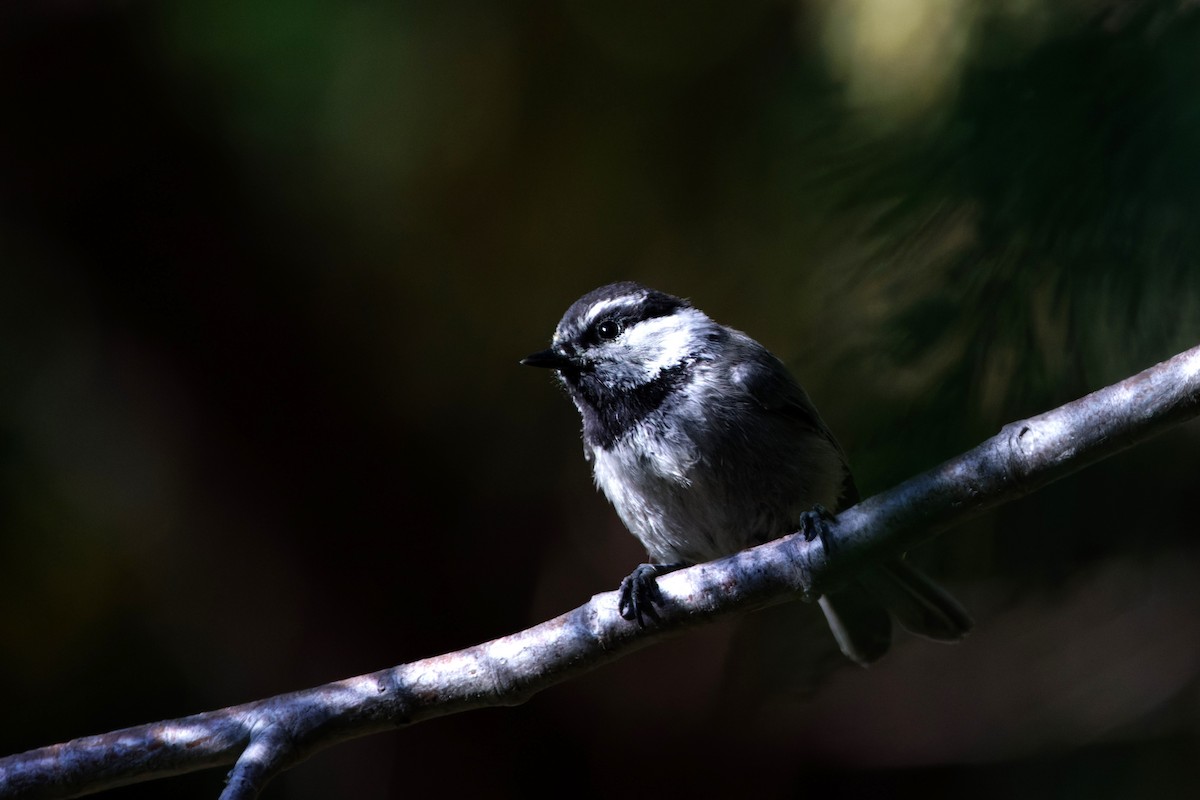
top-left (218, 723), bottom-right (292, 800)
top-left (3, 343), bottom-right (1200, 800)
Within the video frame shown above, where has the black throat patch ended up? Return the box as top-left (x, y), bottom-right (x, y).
top-left (566, 360), bottom-right (694, 450)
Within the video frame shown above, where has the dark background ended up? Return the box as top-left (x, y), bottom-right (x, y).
top-left (3, 1), bottom-right (1200, 797)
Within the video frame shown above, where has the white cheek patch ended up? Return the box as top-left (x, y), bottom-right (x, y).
top-left (623, 309), bottom-right (708, 378)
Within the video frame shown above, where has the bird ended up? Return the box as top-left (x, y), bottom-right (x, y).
top-left (522, 281), bottom-right (971, 664)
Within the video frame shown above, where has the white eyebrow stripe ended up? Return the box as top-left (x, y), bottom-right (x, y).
top-left (584, 295), bottom-right (640, 325)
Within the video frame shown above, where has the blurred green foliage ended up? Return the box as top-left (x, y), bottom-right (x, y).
top-left (2, 1), bottom-right (1199, 797)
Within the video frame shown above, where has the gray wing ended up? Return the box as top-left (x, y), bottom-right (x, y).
top-left (729, 351), bottom-right (860, 510)
top-left (730, 345), bottom-right (973, 662)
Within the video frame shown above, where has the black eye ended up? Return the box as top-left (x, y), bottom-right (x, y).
top-left (596, 319), bottom-right (622, 341)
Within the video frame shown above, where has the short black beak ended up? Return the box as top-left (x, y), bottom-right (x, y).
top-left (521, 348), bottom-right (575, 370)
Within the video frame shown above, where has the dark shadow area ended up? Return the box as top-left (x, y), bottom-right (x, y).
top-left (2, 1), bottom-right (1198, 796)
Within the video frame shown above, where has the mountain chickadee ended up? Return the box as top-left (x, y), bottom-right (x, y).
top-left (523, 281), bottom-right (971, 664)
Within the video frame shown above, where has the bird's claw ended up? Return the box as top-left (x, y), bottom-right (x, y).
top-left (799, 503), bottom-right (837, 543)
top-left (618, 563), bottom-right (677, 627)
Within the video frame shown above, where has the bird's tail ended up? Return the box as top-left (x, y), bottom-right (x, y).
top-left (818, 558), bottom-right (972, 666)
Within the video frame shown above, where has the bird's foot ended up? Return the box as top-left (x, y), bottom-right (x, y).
top-left (618, 563), bottom-right (683, 627)
top-left (799, 503), bottom-right (837, 544)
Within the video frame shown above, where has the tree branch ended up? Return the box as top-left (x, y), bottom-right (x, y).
top-left (4, 344), bottom-right (1200, 800)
